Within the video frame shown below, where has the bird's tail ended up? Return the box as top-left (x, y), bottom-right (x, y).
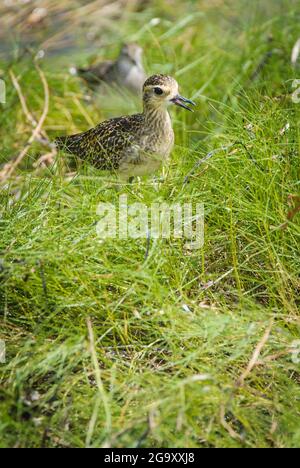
top-left (76, 67), bottom-right (87, 77)
top-left (69, 66), bottom-right (78, 76)
top-left (55, 134), bottom-right (83, 156)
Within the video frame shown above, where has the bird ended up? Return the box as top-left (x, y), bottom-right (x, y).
top-left (76, 43), bottom-right (146, 95)
top-left (55, 74), bottom-right (195, 181)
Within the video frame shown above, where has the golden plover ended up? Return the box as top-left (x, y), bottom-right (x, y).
top-left (76, 43), bottom-right (146, 95)
top-left (56, 74), bottom-right (195, 180)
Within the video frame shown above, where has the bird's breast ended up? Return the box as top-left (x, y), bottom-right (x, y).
top-left (142, 114), bottom-right (174, 157)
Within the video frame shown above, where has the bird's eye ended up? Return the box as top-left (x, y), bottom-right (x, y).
top-left (154, 87), bottom-right (163, 95)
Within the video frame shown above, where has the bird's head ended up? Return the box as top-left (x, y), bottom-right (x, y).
top-left (120, 43), bottom-right (143, 67)
top-left (142, 74), bottom-right (195, 111)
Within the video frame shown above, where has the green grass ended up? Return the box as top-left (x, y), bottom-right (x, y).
top-left (0, 0), bottom-right (300, 448)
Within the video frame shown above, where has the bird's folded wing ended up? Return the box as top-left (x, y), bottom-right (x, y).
top-left (55, 116), bottom-right (141, 170)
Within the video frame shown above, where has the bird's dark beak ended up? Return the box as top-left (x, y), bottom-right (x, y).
top-left (170, 95), bottom-right (196, 112)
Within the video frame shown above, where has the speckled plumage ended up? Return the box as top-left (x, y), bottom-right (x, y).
top-left (56, 74), bottom-right (195, 179)
top-left (77, 43), bottom-right (146, 95)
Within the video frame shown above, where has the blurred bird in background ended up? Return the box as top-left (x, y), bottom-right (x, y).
top-left (74, 43), bottom-right (146, 95)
